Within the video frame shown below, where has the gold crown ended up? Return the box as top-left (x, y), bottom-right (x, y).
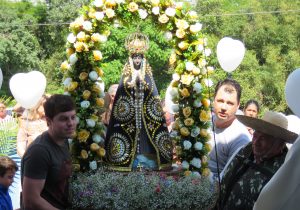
top-left (125, 32), bottom-right (149, 54)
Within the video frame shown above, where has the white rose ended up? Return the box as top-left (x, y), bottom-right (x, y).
top-left (191, 127), bottom-right (200, 137)
top-left (170, 87), bottom-right (179, 98)
top-left (193, 82), bottom-right (202, 93)
top-left (80, 101), bottom-right (90, 108)
top-left (67, 33), bottom-right (76, 43)
top-left (95, 12), bottom-right (104, 20)
top-left (183, 140), bottom-right (192, 150)
top-left (93, 134), bottom-right (104, 143)
top-left (89, 161), bottom-right (97, 170)
top-left (182, 160), bottom-right (190, 169)
top-left (196, 44), bottom-right (204, 52)
top-left (89, 71), bottom-right (98, 81)
top-left (83, 21), bottom-right (92, 31)
top-left (138, 9), bottom-right (148, 19)
top-left (190, 23), bottom-right (202, 33)
top-left (192, 171), bottom-right (201, 177)
top-left (172, 73), bottom-right (180, 81)
top-left (164, 31), bottom-right (172, 41)
top-left (115, 0), bottom-right (125, 3)
top-left (63, 78), bottom-right (72, 87)
top-left (152, 6), bottom-right (160, 15)
top-left (204, 48), bottom-right (212, 57)
top-left (165, 7), bottom-right (176, 17)
top-left (99, 35), bottom-right (107, 43)
top-left (185, 61), bottom-right (195, 71)
top-left (86, 119), bottom-right (96, 127)
top-left (69, 53), bottom-right (78, 65)
top-left (94, 0), bottom-right (104, 7)
top-left (194, 142), bottom-right (203, 151)
top-left (171, 104), bottom-right (179, 113)
top-left (193, 99), bottom-right (202, 108)
top-left (204, 79), bottom-right (213, 87)
top-left (190, 158), bottom-right (201, 168)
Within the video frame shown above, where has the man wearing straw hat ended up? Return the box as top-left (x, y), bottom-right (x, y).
top-left (217, 111), bottom-right (298, 210)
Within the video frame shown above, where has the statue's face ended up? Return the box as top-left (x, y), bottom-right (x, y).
top-left (132, 54), bottom-right (143, 69)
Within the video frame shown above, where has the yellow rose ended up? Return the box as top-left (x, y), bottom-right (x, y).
top-left (175, 19), bottom-right (189, 30)
top-left (198, 58), bottom-right (207, 67)
top-left (192, 67), bottom-right (201, 75)
top-left (79, 72), bottom-right (88, 81)
top-left (97, 147), bottom-right (106, 157)
top-left (88, 11), bottom-right (96, 19)
top-left (96, 98), bottom-right (105, 107)
top-left (200, 129), bottom-right (208, 137)
top-left (184, 170), bottom-right (192, 177)
top-left (202, 168), bottom-right (210, 177)
top-left (68, 82), bottom-right (78, 92)
top-left (175, 146), bottom-right (182, 156)
top-left (172, 119), bottom-right (180, 130)
top-left (188, 11), bottom-right (198, 21)
top-left (93, 50), bottom-right (103, 61)
top-left (92, 84), bottom-right (101, 94)
top-left (105, 0), bottom-right (116, 8)
top-left (80, 150), bottom-right (89, 159)
top-left (105, 8), bottom-right (115, 18)
top-left (74, 41), bottom-right (84, 52)
top-left (60, 61), bottom-right (70, 72)
top-left (184, 118), bottom-right (194, 126)
top-left (91, 33), bottom-right (101, 42)
top-left (72, 164), bottom-right (81, 172)
top-left (158, 14), bottom-right (169, 24)
top-left (66, 48), bottom-right (75, 57)
top-left (182, 107), bottom-right (192, 118)
top-left (78, 129), bottom-right (90, 143)
top-left (90, 143), bottom-right (100, 152)
top-left (178, 41), bottom-right (189, 50)
top-left (180, 127), bottom-right (190, 136)
top-left (128, 2), bottom-right (138, 12)
top-left (150, 0), bottom-right (159, 6)
top-left (201, 98), bottom-right (211, 108)
top-left (76, 31), bottom-right (86, 42)
top-left (175, 2), bottom-right (183, 10)
top-left (202, 156), bottom-right (208, 164)
top-left (169, 53), bottom-right (177, 65)
top-left (83, 43), bottom-right (89, 52)
top-left (204, 143), bottom-right (212, 152)
top-left (94, 67), bottom-right (104, 77)
top-left (82, 90), bottom-right (91, 100)
top-left (181, 74), bottom-right (194, 86)
top-left (176, 29), bottom-right (185, 39)
top-left (199, 110), bottom-right (211, 122)
top-left (180, 88), bottom-right (190, 98)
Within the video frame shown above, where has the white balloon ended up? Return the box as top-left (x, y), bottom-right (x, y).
top-left (9, 71), bottom-right (47, 109)
top-left (285, 68), bottom-right (300, 117)
top-left (217, 37), bottom-right (246, 73)
top-left (0, 68), bottom-right (2, 90)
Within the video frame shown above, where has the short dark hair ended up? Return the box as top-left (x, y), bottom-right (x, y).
top-left (244, 99), bottom-right (260, 113)
top-left (214, 78), bottom-right (242, 102)
top-left (43, 94), bottom-right (76, 119)
top-left (0, 156), bottom-right (18, 177)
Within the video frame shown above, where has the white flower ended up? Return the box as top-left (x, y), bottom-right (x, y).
top-left (89, 161), bottom-right (97, 170)
top-left (198, 59), bottom-right (207, 68)
top-left (190, 158), bottom-right (201, 169)
top-left (63, 78), bottom-right (72, 87)
top-left (152, 6), bottom-right (160, 15)
top-left (83, 21), bottom-right (92, 31)
top-left (193, 82), bottom-right (202, 93)
top-left (94, 0), bottom-right (104, 7)
top-left (193, 99), bottom-right (202, 108)
top-left (170, 130), bottom-right (178, 138)
top-left (164, 31), bottom-right (173, 41)
top-left (185, 61), bottom-right (195, 71)
top-left (175, 2), bottom-right (183, 9)
top-left (93, 134), bottom-right (104, 143)
top-left (86, 119), bottom-right (96, 127)
top-left (194, 142), bottom-right (203, 151)
top-left (204, 79), bottom-right (213, 87)
top-left (80, 101), bottom-right (90, 108)
top-left (172, 73), bottom-right (180, 81)
top-left (183, 140), bottom-right (192, 150)
top-left (165, 7), bottom-right (176, 17)
top-left (69, 53), bottom-right (78, 65)
top-left (171, 104), bottom-right (179, 113)
top-left (115, 0), bottom-right (125, 3)
top-left (169, 87), bottom-right (179, 98)
top-left (204, 48), bottom-right (212, 57)
top-left (191, 127), bottom-right (200, 137)
top-left (190, 23), bottom-right (202, 33)
top-left (207, 66), bottom-right (215, 73)
top-left (96, 80), bottom-right (105, 92)
top-left (182, 160), bottom-right (190, 169)
top-left (192, 171), bottom-right (201, 177)
top-left (67, 33), bottom-right (76, 43)
top-left (138, 9), bottom-right (148, 19)
top-left (95, 12), bottom-right (105, 20)
top-left (99, 35), bottom-right (107, 43)
top-left (89, 71), bottom-right (98, 81)
top-left (196, 44), bottom-right (204, 52)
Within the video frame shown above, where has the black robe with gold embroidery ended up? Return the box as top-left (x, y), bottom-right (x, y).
top-left (105, 60), bottom-right (172, 171)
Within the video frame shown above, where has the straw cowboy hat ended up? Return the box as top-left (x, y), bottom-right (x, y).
top-left (236, 111), bottom-right (298, 144)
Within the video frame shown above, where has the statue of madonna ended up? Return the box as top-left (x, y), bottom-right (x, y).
top-left (105, 32), bottom-right (172, 171)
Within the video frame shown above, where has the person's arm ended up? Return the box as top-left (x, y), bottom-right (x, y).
top-left (22, 176), bottom-right (59, 210)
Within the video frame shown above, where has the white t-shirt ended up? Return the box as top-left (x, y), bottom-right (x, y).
top-left (208, 118), bottom-right (251, 175)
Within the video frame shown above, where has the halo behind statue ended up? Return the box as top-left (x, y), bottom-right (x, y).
top-left (125, 32), bottom-right (149, 55)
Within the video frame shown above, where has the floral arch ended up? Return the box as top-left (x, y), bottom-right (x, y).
top-left (60, 0), bottom-right (214, 176)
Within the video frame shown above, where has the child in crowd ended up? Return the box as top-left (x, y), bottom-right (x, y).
top-left (0, 156), bottom-right (18, 210)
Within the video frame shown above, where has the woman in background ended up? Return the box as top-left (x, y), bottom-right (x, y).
top-left (243, 99), bottom-right (260, 136)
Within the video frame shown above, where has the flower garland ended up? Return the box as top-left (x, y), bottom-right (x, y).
top-left (61, 0), bottom-right (214, 175)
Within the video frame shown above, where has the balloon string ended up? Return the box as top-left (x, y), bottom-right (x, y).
top-left (25, 109), bottom-right (29, 149)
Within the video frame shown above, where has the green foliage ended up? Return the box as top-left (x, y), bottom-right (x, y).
top-left (0, 118), bottom-right (18, 156)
